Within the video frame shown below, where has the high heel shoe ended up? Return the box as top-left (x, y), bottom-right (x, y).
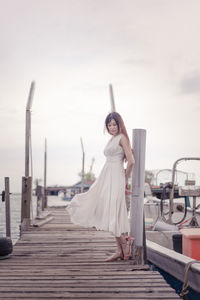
top-left (120, 236), bottom-right (134, 260)
top-left (105, 251), bottom-right (124, 262)
top-left (124, 237), bottom-right (134, 260)
top-left (105, 237), bottom-right (124, 262)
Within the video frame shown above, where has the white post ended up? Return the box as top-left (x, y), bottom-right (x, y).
top-left (109, 84), bottom-right (116, 112)
top-left (130, 129), bottom-right (146, 264)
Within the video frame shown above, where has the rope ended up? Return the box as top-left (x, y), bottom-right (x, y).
top-left (196, 203), bottom-right (200, 210)
top-left (180, 260), bottom-right (200, 299)
top-left (179, 217), bottom-right (193, 226)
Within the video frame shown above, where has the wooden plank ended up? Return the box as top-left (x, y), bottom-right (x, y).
top-left (0, 208), bottom-right (180, 299)
top-left (0, 287), bottom-right (176, 292)
top-left (0, 294), bottom-right (180, 300)
top-left (0, 275), bottom-right (164, 280)
top-left (0, 280), bottom-right (167, 285)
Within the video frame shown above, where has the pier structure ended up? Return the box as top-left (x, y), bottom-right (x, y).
top-left (0, 207), bottom-right (180, 299)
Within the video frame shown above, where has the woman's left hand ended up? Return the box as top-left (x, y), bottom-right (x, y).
top-left (125, 183), bottom-right (131, 195)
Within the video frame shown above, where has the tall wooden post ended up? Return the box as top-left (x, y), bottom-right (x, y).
top-left (43, 138), bottom-right (47, 209)
top-left (80, 137), bottom-right (85, 193)
top-left (36, 184), bottom-right (43, 216)
top-left (25, 81), bottom-right (35, 177)
top-left (21, 177), bottom-right (32, 229)
top-left (5, 177), bottom-right (11, 238)
top-left (21, 81), bottom-right (35, 227)
top-left (130, 129), bottom-right (147, 264)
top-left (109, 84), bottom-right (116, 112)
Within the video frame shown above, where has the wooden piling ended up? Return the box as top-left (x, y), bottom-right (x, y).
top-left (36, 185), bottom-right (43, 216)
top-left (43, 138), bottom-right (47, 209)
top-left (5, 177), bottom-right (11, 238)
top-left (21, 176), bottom-right (32, 230)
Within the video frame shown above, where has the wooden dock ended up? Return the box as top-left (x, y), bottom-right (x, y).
top-left (0, 207), bottom-right (180, 299)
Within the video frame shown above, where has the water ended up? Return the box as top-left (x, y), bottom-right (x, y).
top-left (0, 194), bottom-right (66, 245)
top-left (1, 194), bottom-right (199, 245)
top-left (150, 263), bottom-right (200, 300)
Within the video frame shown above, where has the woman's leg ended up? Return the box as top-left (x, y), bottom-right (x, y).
top-left (105, 237), bottom-right (123, 262)
top-left (119, 234), bottom-right (134, 260)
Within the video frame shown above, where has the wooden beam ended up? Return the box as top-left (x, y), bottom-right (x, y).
top-left (5, 177), bottom-right (11, 237)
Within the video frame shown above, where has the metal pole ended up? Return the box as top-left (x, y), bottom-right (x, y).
top-left (44, 138), bottom-right (47, 208)
top-left (5, 177), bottom-right (11, 238)
top-left (156, 168), bottom-right (190, 186)
top-left (109, 84), bottom-right (116, 112)
top-left (130, 129), bottom-right (146, 264)
top-left (155, 169), bottom-right (172, 185)
top-left (80, 137), bottom-right (85, 193)
top-left (169, 157), bottom-right (200, 224)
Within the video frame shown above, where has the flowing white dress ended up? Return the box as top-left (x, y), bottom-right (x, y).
top-left (67, 133), bottom-right (130, 237)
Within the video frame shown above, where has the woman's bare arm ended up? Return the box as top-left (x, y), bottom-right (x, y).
top-left (119, 134), bottom-right (135, 184)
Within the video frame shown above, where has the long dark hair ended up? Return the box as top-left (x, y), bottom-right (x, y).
top-left (105, 112), bottom-right (131, 149)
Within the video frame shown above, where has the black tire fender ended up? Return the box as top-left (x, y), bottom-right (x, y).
top-left (0, 237), bottom-right (13, 257)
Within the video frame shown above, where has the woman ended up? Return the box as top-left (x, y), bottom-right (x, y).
top-left (67, 112), bottom-right (135, 261)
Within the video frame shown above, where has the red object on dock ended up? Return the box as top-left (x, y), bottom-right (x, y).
top-left (181, 228), bottom-right (200, 260)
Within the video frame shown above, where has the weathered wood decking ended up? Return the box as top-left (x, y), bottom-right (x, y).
top-left (0, 207), bottom-right (180, 299)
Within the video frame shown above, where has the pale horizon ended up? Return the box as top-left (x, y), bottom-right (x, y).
top-left (0, 0), bottom-right (200, 192)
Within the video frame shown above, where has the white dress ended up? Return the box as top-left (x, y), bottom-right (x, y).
top-left (67, 133), bottom-right (130, 237)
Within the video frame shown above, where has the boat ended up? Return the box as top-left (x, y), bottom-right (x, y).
top-left (61, 181), bottom-right (92, 201)
top-left (142, 157), bottom-right (200, 298)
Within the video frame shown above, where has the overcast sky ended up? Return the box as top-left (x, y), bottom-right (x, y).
top-left (0, 0), bottom-right (200, 192)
